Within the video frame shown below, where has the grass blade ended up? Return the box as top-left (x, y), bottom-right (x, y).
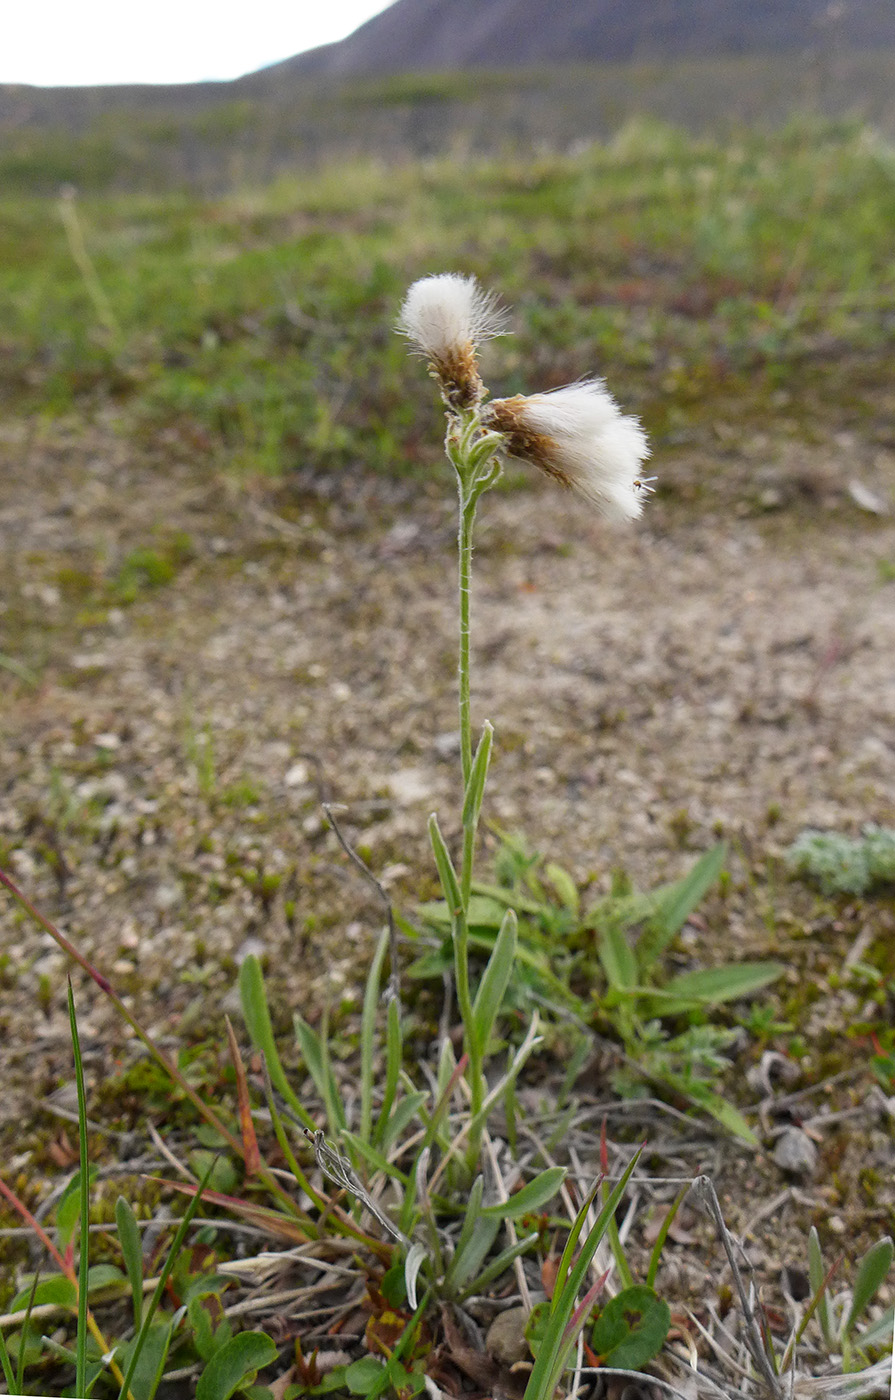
top-left (361, 929), bottom-right (390, 1142)
top-left (372, 996), bottom-right (403, 1149)
top-left (117, 1157), bottom-right (217, 1400)
top-left (67, 981), bottom-right (90, 1400)
top-left (238, 953), bottom-right (315, 1131)
top-left (294, 1009), bottom-right (346, 1133)
top-left (526, 1148), bottom-right (643, 1398)
top-left (224, 1017), bottom-right (261, 1177)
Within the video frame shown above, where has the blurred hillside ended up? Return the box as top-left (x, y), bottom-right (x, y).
top-left (271, 0), bottom-right (895, 76)
top-left (2, 48), bottom-right (895, 194)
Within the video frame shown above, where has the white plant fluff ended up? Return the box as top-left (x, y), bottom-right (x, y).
top-left (397, 273), bottom-right (508, 361)
top-left (484, 380), bottom-right (651, 523)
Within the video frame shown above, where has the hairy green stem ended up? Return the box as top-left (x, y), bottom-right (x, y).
top-left (458, 490), bottom-right (475, 791)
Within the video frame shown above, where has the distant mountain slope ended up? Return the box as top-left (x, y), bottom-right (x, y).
top-left (259, 0), bottom-right (895, 79)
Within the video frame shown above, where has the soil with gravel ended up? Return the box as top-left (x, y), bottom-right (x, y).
top-left (1, 408), bottom-right (893, 1340)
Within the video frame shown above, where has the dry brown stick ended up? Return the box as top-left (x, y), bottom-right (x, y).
top-left (692, 1174), bottom-right (785, 1400)
top-left (322, 801), bottom-right (401, 1006)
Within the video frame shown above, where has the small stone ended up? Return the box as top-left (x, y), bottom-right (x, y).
top-left (285, 761), bottom-right (309, 787)
top-left (773, 1127), bottom-right (818, 1177)
top-left (388, 768), bottom-right (431, 805)
top-left (485, 1306), bottom-right (530, 1367)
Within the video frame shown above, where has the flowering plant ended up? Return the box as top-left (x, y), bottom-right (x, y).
top-left (398, 272), bottom-right (651, 1158)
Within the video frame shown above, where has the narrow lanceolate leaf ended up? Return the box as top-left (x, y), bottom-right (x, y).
top-left (461, 721), bottom-right (493, 832)
top-left (194, 1331), bottom-right (279, 1400)
top-left (808, 1226), bottom-right (835, 1347)
top-left (479, 1166), bottom-right (567, 1220)
top-left (238, 954), bottom-right (315, 1131)
top-left (115, 1197), bottom-right (144, 1332)
top-left (645, 961), bottom-right (785, 1011)
top-left (844, 1237), bottom-right (894, 1339)
top-left (67, 981), bottom-right (90, 1400)
top-left (379, 1091), bottom-right (430, 1153)
top-left (471, 907), bottom-right (517, 1055)
top-left (597, 923), bottom-right (638, 992)
top-left (361, 928), bottom-right (390, 1143)
top-left (373, 997), bottom-right (404, 1149)
top-left (637, 842), bottom-right (727, 969)
top-left (225, 1017), bottom-right (261, 1178)
top-left (443, 1176), bottom-right (485, 1292)
top-left (525, 1149), bottom-right (643, 1400)
top-left (428, 814), bottom-right (463, 929)
top-left (122, 1317), bottom-right (174, 1400)
top-left (294, 1013), bottom-right (346, 1134)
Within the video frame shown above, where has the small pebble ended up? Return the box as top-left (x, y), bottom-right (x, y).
top-left (485, 1306), bottom-right (530, 1367)
top-left (773, 1126), bottom-right (818, 1177)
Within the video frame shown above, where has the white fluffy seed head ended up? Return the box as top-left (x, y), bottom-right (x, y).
top-left (397, 273), bottom-right (509, 361)
top-left (484, 380), bottom-right (651, 523)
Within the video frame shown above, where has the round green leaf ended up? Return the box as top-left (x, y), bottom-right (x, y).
top-left (195, 1331), bottom-right (279, 1400)
top-left (591, 1285), bottom-right (671, 1370)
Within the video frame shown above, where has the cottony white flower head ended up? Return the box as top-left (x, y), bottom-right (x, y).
top-left (397, 273), bottom-right (509, 407)
top-left (483, 380), bottom-right (651, 523)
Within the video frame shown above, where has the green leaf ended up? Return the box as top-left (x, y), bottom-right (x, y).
top-left (526, 1149), bottom-right (643, 1397)
top-left (675, 1078), bottom-right (758, 1146)
top-left (591, 1285), bottom-right (671, 1369)
top-left (55, 1167), bottom-right (98, 1252)
top-left (471, 907), bottom-right (517, 1055)
top-left (238, 955), bottom-right (315, 1131)
top-left (641, 961), bottom-right (785, 1012)
top-left (120, 1318), bottom-right (175, 1400)
top-left (360, 928), bottom-right (389, 1142)
top-left (455, 1231), bottom-right (539, 1302)
top-left (372, 996), bottom-right (403, 1150)
top-left (345, 1357), bottom-right (386, 1394)
top-left (379, 1092), bottom-right (429, 1153)
top-left (856, 1303), bottom-right (894, 1350)
top-left (294, 1013), bottom-right (346, 1133)
top-left (448, 1212), bottom-right (501, 1293)
top-left (637, 843), bottom-right (727, 969)
top-left (189, 1295), bottom-right (218, 1362)
top-left (545, 862), bottom-right (579, 916)
top-left (11, 1275), bottom-right (76, 1312)
top-left (597, 924), bottom-right (638, 992)
top-left (461, 721), bottom-right (493, 832)
top-left (87, 1263), bottom-right (126, 1296)
top-left (844, 1237), bottom-right (894, 1339)
top-left (339, 1129), bottom-right (408, 1185)
top-left (116, 1196), bottom-right (144, 1331)
top-left (195, 1332), bottom-right (279, 1400)
top-left (444, 1175), bottom-right (484, 1292)
top-left (479, 1166), bottom-right (566, 1219)
top-left (808, 1227), bottom-right (834, 1348)
top-left (427, 815), bottom-right (463, 933)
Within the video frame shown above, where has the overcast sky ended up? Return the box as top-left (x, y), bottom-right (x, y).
top-left (2, 1), bottom-right (395, 87)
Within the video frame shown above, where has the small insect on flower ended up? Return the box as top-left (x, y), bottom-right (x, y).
top-left (397, 273), bottom-right (509, 408)
top-left (483, 379), bottom-right (651, 523)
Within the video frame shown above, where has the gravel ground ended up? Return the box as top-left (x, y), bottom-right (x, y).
top-left (0, 409), bottom-right (893, 1328)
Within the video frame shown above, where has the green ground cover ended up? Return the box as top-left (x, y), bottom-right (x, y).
top-left (2, 118), bottom-right (894, 488)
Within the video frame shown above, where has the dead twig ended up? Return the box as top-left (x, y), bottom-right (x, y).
top-left (322, 801), bottom-right (401, 1007)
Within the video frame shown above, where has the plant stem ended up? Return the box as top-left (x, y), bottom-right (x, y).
top-left (458, 488), bottom-right (475, 791)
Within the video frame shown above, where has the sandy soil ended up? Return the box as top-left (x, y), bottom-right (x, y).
top-left (0, 410), bottom-right (893, 1326)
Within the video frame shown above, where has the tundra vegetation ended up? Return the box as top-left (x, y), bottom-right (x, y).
top-left (0, 111), bottom-right (893, 1398)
